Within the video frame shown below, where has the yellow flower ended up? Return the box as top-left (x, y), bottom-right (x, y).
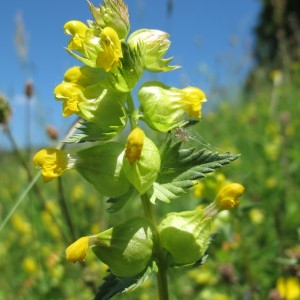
top-left (181, 86), bottom-right (207, 118)
top-left (277, 277), bottom-right (300, 299)
top-left (54, 82), bottom-right (84, 117)
top-left (204, 183), bottom-right (245, 218)
top-left (96, 27), bottom-right (123, 72)
top-left (125, 127), bottom-right (145, 164)
top-left (66, 236), bottom-right (89, 263)
top-left (33, 148), bottom-right (70, 182)
top-left (64, 20), bottom-right (88, 50)
top-left (22, 257), bottom-right (38, 274)
top-left (214, 183), bottom-right (245, 211)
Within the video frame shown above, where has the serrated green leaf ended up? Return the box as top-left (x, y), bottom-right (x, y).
top-left (63, 120), bottom-right (125, 143)
top-left (152, 137), bottom-right (240, 202)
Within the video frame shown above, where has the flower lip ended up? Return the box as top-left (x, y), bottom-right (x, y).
top-left (33, 148), bottom-right (73, 182)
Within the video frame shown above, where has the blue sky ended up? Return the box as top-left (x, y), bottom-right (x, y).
top-left (0, 0), bottom-right (260, 149)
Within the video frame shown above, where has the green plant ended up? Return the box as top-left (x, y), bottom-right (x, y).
top-left (31, 1), bottom-right (244, 299)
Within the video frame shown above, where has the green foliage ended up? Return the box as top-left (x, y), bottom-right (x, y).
top-left (151, 137), bottom-right (239, 203)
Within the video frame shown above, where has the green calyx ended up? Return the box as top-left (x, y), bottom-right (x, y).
top-left (138, 81), bottom-right (187, 132)
top-left (128, 29), bottom-right (180, 72)
top-left (123, 135), bottom-right (161, 194)
top-left (91, 217), bottom-right (154, 277)
top-left (158, 210), bottom-right (212, 266)
top-left (75, 142), bottom-right (130, 197)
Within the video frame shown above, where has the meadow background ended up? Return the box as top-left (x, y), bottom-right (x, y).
top-left (0, 0), bottom-right (300, 299)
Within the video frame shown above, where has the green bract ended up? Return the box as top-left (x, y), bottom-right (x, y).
top-left (78, 87), bottom-right (127, 133)
top-left (158, 210), bottom-right (211, 265)
top-left (128, 29), bottom-right (179, 72)
top-left (138, 81), bottom-right (187, 132)
top-left (88, 0), bottom-right (130, 40)
top-left (75, 142), bottom-right (130, 197)
top-left (91, 217), bottom-right (153, 277)
top-left (123, 136), bottom-right (161, 194)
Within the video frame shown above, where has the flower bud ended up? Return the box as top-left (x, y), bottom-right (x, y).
top-left (0, 94), bottom-right (11, 129)
top-left (24, 80), bottom-right (34, 99)
top-left (45, 125), bottom-right (59, 140)
top-left (158, 210), bottom-right (211, 265)
top-left (33, 148), bottom-right (74, 182)
top-left (91, 217), bottom-right (153, 277)
top-left (88, 0), bottom-right (130, 40)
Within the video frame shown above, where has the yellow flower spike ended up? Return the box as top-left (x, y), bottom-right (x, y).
top-left (181, 87), bottom-right (207, 118)
top-left (96, 27), bottom-right (123, 72)
top-left (54, 82), bottom-right (84, 117)
top-left (125, 127), bottom-right (145, 164)
top-left (204, 183), bottom-right (245, 218)
top-left (66, 236), bottom-right (89, 263)
top-left (33, 148), bottom-right (70, 182)
top-left (64, 20), bottom-right (88, 50)
top-left (214, 183), bottom-right (245, 211)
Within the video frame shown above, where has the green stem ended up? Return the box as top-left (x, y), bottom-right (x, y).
top-left (141, 193), bottom-right (169, 300)
top-left (126, 92), bottom-right (138, 129)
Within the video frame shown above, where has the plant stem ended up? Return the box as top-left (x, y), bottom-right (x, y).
top-left (141, 193), bottom-right (169, 300)
top-left (126, 92), bottom-right (138, 129)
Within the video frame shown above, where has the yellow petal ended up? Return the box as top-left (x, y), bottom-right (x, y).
top-left (66, 236), bottom-right (89, 263)
top-left (96, 27), bottom-right (122, 72)
top-left (33, 148), bottom-right (69, 182)
top-left (181, 87), bottom-right (207, 118)
top-left (214, 183), bottom-right (245, 211)
top-left (125, 127), bottom-right (145, 164)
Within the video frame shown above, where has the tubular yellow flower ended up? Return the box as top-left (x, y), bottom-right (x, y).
top-left (64, 20), bottom-right (88, 50)
top-left (181, 87), bottom-right (207, 118)
top-left (96, 27), bottom-right (123, 72)
top-left (214, 183), bottom-right (245, 211)
top-left (125, 127), bottom-right (145, 164)
top-left (204, 183), bottom-right (245, 218)
top-left (33, 148), bottom-right (70, 182)
top-left (54, 82), bottom-right (84, 117)
top-left (66, 236), bottom-right (89, 263)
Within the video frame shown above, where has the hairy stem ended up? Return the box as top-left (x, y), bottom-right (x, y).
top-left (141, 193), bottom-right (169, 300)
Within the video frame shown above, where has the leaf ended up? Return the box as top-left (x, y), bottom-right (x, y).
top-left (106, 187), bottom-right (138, 213)
top-left (152, 137), bottom-right (240, 203)
top-left (94, 263), bottom-right (157, 300)
top-left (63, 121), bottom-right (123, 143)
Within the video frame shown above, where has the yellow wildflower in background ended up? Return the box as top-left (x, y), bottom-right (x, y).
top-left (22, 257), bottom-right (38, 274)
top-left (277, 277), bottom-right (300, 299)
